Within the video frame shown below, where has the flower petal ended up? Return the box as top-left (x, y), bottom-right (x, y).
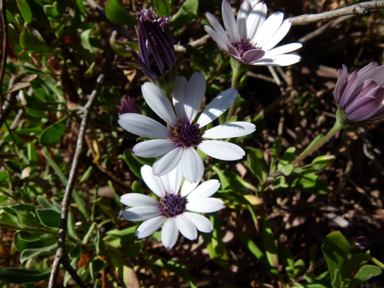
top-left (260, 19), bottom-right (291, 52)
top-left (246, 2), bottom-right (267, 42)
top-left (253, 12), bottom-right (284, 47)
top-left (340, 71), bottom-right (358, 108)
top-left (222, 0), bottom-right (240, 43)
top-left (196, 88), bottom-right (238, 127)
top-left (118, 113), bottom-right (172, 138)
top-left (142, 82), bottom-right (178, 127)
top-left (141, 165), bottom-right (165, 198)
top-left (180, 180), bottom-right (199, 197)
top-left (237, 1), bottom-right (251, 39)
top-left (172, 76), bottom-right (189, 123)
top-left (205, 26), bottom-right (230, 52)
top-left (345, 95), bottom-right (379, 122)
top-left (254, 54), bottom-right (301, 66)
top-left (205, 12), bottom-right (231, 47)
top-left (263, 43), bottom-right (303, 58)
top-left (136, 216), bottom-right (166, 238)
top-left (198, 140), bottom-right (245, 160)
top-left (334, 65), bottom-right (349, 104)
top-left (242, 49), bottom-right (265, 64)
top-left (203, 122), bottom-right (256, 139)
top-left (133, 139), bottom-right (177, 158)
top-left (120, 193), bottom-right (158, 207)
top-left (187, 179), bottom-right (220, 202)
top-left (160, 164), bottom-right (183, 195)
top-left (184, 72), bottom-right (206, 122)
top-left (153, 147), bottom-right (183, 177)
top-left (162, 218), bottom-right (179, 248)
top-left (186, 198), bottom-right (224, 213)
top-left (183, 212), bottom-right (213, 233)
top-left (175, 214), bottom-right (198, 240)
top-left (180, 147), bottom-right (204, 183)
top-left (122, 206), bottom-right (161, 221)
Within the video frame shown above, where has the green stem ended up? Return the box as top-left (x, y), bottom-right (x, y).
top-left (371, 256), bottom-right (384, 270)
top-left (226, 58), bottom-right (245, 122)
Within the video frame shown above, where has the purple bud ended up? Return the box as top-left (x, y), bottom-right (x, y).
top-left (334, 62), bottom-right (384, 123)
top-left (127, 8), bottom-right (176, 80)
top-left (117, 97), bottom-right (140, 115)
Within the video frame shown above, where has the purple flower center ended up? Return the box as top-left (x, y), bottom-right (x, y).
top-left (173, 122), bottom-right (202, 147)
top-left (160, 194), bottom-right (188, 217)
top-left (233, 39), bottom-right (254, 57)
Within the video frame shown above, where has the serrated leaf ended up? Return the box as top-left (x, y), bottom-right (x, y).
top-left (20, 27), bottom-right (50, 53)
top-left (105, 0), bottom-right (136, 25)
top-left (171, 0), bottom-right (198, 26)
top-left (0, 268), bottom-right (51, 284)
top-left (39, 117), bottom-right (67, 145)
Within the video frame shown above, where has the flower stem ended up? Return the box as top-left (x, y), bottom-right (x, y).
top-left (226, 58), bottom-right (245, 122)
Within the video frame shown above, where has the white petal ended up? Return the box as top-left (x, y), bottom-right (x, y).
top-left (120, 193), bottom-right (158, 207)
top-left (122, 206), bottom-right (161, 221)
top-left (183, 212), bottom-right (213, 233)
top-left (118, 113), bottom-right (171, 138)
top-left (203, 122), bottom-right (256, 139)
top-left (253, 12), bottom-right (284, 47)
top-left (172, 76), bottom-right (188, 123)
top-left (162, 218), bottom-right (179, 248)
top-left (152, 147), bottom-right (183, 177)
top-left (186, 180), bottom-right (220, 202)
top-left (198, 140), bottom-right (245, 160)
top-left (142, 82), bottom-right (178, 127)
top-left (175, 214), bottom-right (197, 240)
top-left (180, 147), bottom-right (204, 183)
top-left (222, 0), bottom-right (240, 43)
top-left (133, 139), bottom-right (177, 157)
top-left (141, 165), bottom-right (165, 198)
top-left (180, 180), bottom-right (199, 197)
top-left (260, 19), bottom-right (291, 52)
top-left (246, 2), bottom-right (267, 41)
top-left (205, 26), bottom-right (230, 52)
top-left (254, 54), bottom-right (301, 66)
top-left (184, 72), bottom-right (206, 122)
top-left (196, 88), bottom-right (238, 128)
top-left (186, 198), bottom-right (224, 213)
top-left (237, 1), bottom-right (251, 39)
top-left (263, 43), bottom-right (302, 58)
top-left (136, 216), bottom-right (166, 238)
top-left (160, 164), bottom-right (183, 195)
top-left (205, 12), bottom-right (231, 47)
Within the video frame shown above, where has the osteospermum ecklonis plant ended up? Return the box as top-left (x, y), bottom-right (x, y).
top-left (120, 165), bottom-right (224, 248)
top-left (118, 71), bottom-right (256, 183)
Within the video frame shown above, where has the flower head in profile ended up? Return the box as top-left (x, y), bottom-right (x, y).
top-left (118, 71), bottom-right (256, 183)
top-left (127, 8), bottom-right (176, 80)
top-left (334, 62), bottom-right (384, 123)
top-left (120, 165), bottom-right (224, 248)
top-left (205, 0), bottom-right (302, 66)
top-left (117, 96), bottom-right (140, 115)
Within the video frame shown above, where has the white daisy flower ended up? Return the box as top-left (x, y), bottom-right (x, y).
top-left (118, 71), bottom-right (256, 183)
top-left (205, 0), bottom-right (302, 66)
top-left (120, 165), bottom-right (224, 248)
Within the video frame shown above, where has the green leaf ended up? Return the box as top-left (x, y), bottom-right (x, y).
top-left (321, 231), bottom-right (351, 283)
top-left (153, 258), bottom-right (197, 288)
top-left (282, 164), bottom-right (294, 176)
top-left (211, 166), bottom-right (230, 190)
top-left (16, 0), bottom-right (32, 24)
top-left (26, 0), bottom-right (50, 28)
top-left (309, 244), bottom-right (318, 266)
top-left (39, 117), bottom-right (67, 145)
top-left (0, 268), bottom-right (51, 284)
top-left (131, 181), bottom-right (143, 194)
top-left (309, 155), bottom-right (335, 171)
top-left (171, 0), bottom-right (198, 26)
top-left (18, 231), bottom-right (42, 242)
top-left (95, 230), bottom-right (107, 257)
top-left (0, 209), bottom-right (23, 230)
top-left (105, 0), bottom-right (136, 25)
top-left (154, 0), bottom-right (171, 17)
top-left (289, 173), bottom-right (329, 194)
top-left (341, 253), bottom-right (372, 281)
top-left (110, 38), bottom-right (138, 57)
top-left (42, 149), bottom-right (68, 186)
top-left (246, 147), bottom-right (268, 184)
top-left (80, 166), bottom-right (94, 184)
top-left (348, 265), bottom-right (381, 287)
top-left (277, 147), bottom-right (296, 170)
top-left (270, 136), bottom-right (282, 173)
top-left (20, 27), bottom-right (50, 53)
top-left (36, 209), bottom-right (61, 228)
top-left (20, 243), bottom-right (57, 263)
top-left (122, 150), bottom-right (143, 179)
top-left (104, 226), bottom-right (137, 249)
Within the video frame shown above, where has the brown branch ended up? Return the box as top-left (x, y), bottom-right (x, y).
top-left (175, 34), bottom-right (211, 53)
top-left (288, 0), bottom-right (384, 26)
top-left (0, 0), bottom-right (8, 113)
top-left (47, 47), bottom-right (115, 288)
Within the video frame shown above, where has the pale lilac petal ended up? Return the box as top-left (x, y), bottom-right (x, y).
top-left (340, 71), bottom-right (358, 108)
top-left (153, 147), bottom-right (183, 177)
top-left (172, 76), bottom-right (188, 123)
top-left (180, 147), bottom-right (204, 183)
top-left (246, 2), bottom-right (267, 42)
top-left (253, 12), bottom-right (284, 47)
top-left (175, 214), bottom-right (197, 240)
top-left (205, 26), bottom-right (230, 52)
top-left (237, 1), bottom-right (251, 39)
top-left (183, 212), bottom-right (213, 233)
top-left (254, 54), bottom-right (301, 66)
top-left (184, 72), bottom-right (206, 122)
top-left (160, 165), bottom-right (183, 195)
top-left (162, 218), bottom-right (179, 248)
top-left (133, 139), bottom-right (177, 157)
top-left (122, 206), bottom-right (161, 221)
top-left (142, 82), bottom-right (178, 127)
top-left (205, 12), bottom-right (231, 47)
top-left (350, 81), bottom-right (379, 104)
top-left (118, 114), bottom-right (172, 138)
top-left (186, 198), bottom-right (224, 213)
top-left (180, 180), bottom-right (199, 197)
top-left (198, 140), bottom-right (245, 160)
top-left (369, 65), bottom-right (384, 86)
top-left (334, 65), bottom-right (349, 103)
top-left (141, 165), bottom-right (166, 198)
top-left (261, 19), bottom-right (291, 52)
top-left (242, 49), bottom-right (265, 64)
top-left (196, 88), bottom-right (238, 127)
top-left (345, 96), bottom-right (379, 122)
top-left (136, 216), bottom-right (166, 238)
top-left (186, 180), bottom-right (220, 202)
top-left (263, 43), bottom-right (303, 58)
top-left (222, 0), bottom-right (240, 43)
top-left (120, 193), bottom-right (158, 207)
top-left (203, 122), bottom-right (256, 139)
top-left (369, 105), bottom-right (384, 121)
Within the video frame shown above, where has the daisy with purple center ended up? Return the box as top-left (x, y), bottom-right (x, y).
top-left (205, 0), bottom-right (302, 66)
top-left (118, 71), bottom-right (256, 183)
top-left (120, 165), bottom-right (224, 248)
